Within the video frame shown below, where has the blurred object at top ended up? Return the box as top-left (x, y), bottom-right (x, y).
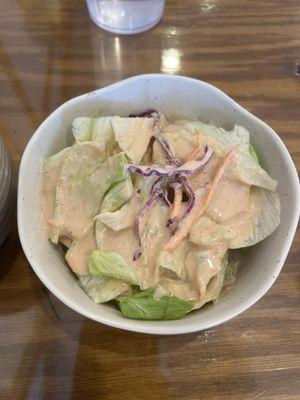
top-left (86, 0), bottom-right (165, 35)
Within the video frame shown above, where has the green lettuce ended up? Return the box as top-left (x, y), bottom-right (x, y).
top-left (193, 258), bottom-right (228, 310)
top-left (100, 177), bottom-right (133, 213)
top-left (72, 117), bottom-right (93, 143)
top-left (157, 240), bottom-right (189, 279)
top-left (43, 146), bottom-right (72, 173)
top-left (51, 148), bottom-right (127, 243)
top-left (97, 197), bottom-right (138, 231)
top-left (92, 117), bottom-right (118, 154)
top-left (189, 216), bottom-right (236, 246)
top-left (79, 275), bottom-right (129, 303)
top-left (231, 188), bottom-right (281, 248)
top-left (249, 143), bottom-right (259, 164)
top-left (229, 141), bottom-right (280, 248)
top-left (117, 289), bottom-right (193, 320)
top-left (111, 116), bottom-right (154, 163)
top-left (88, 250), bottom-right (139, 285)
top-left (179, 120), bottom-right (277, 191)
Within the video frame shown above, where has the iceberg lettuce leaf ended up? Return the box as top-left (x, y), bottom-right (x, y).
top-left (92, 117), bottom-right (119, 155)
top-left (231, 188), bottom-right (281, 248)
top-left (88, 249), bottom-right (139, 285)
top-left (51, 148), bottom-right (127, 242)
top-left (97, 196), bottom-right (140, 231)
top-left (157, 240), bottom-right (189, 279)
top-left (100, 177), bottom-right (133, 213)
top-left (111, 116), bottom-right (154, 163)
top-left (72, 117), bottom-right (93, 143)
top-left (179, 120), bottom-right (277, 191)
top-left (117, 288), bottom-right (193, 320)
top-left (193, 257), bottom-right (227, 310)
top-left (79, 275), bottom-right (129, 303)
top-left (249, 143), bottom-right (259, 164)
top-left (189, 216), bottom-right (237, 246)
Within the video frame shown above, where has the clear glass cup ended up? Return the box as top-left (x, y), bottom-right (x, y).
top-left (86, 0), bottom-right (165, 35)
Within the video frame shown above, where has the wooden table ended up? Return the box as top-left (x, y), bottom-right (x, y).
top-left (0, 1), bottom-right (299, 399)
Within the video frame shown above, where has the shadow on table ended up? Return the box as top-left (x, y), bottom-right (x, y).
top-left (0, 218), bottom-right (19, 281)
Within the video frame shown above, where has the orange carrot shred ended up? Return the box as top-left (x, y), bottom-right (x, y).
top-left (186, 132), bottom-right (202, 162)
top-left (169, 185), bottom-right (183, 219)
top-left (164, 145), bottom-right (239, 251)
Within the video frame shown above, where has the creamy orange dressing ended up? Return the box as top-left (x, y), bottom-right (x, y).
top-left (41, 166), bottom-right (61, 237)
top-left (60, 236), bottom-right (72, 248)
top-left (43, 143), bottom-right (105, 241)
top-left (223, 187), bottom-right (262, 249)
top-left (98, 201), bottom-right (171, 289)
top-left (207, 178), bottom-right (250, 223)
top-left (160, 277), bottom-right (200, 302)
top-left (159, 242), bottom-right (228, 302)
top-left (152, 124), bottom-right (196, 163)
top-left (41, 116), bottom-right (265, 308)
top-left (185, 242), bottom-right (228, 298)
top-left (188, 155), bottom-right (220, 189)
top-left (65, 228), bottom-right (97, 275)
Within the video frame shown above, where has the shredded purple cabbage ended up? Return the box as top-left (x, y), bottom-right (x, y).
top-left (129, 109), bottom-right (158, 118)
top-left (154, 135), bottom-right (181, 166)
top-left (159, 188), bottom-right (171, 208)
top-left (127, 146), bottom-right (214, 178)
top-left (150, 177), bottom-right (163, 195)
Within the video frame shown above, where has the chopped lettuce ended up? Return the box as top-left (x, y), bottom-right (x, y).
top-left (72, 116), bottom-right (118, 154)
top-left (117, 288), bottom-right (193, 320)
top-left (189, 216), bottom-right (236, 246)
top-left (100, 177), bottom-right (133, 213)
top-left (65, 229), bottom-right (96, 275)
top-left (157, 240), bottom-right (189, 279)
top-left (79, 275), bottom-right (129, 303)
top-left (111, 116), bottom-right (154, 163)
top-left (249, 143), bottom-right (260, 164)
top-left (179, 120), bottom-right (277, 191)
top-left (231, 188), bottom-right (281, 248)
top-left (51, 148), bottom-right (127, 242)
top-left (50, 142), bottom-right (105, 242)
top-left (152, 127), bottom-right (196, 163)
top-left (227, 142), bottom-right (280, 248)
top-left (42, 147), bottom-right (73, 239)
top-left (97, 196), bottom-right (139, 231)
top-left (43, 146), bottom-right (72, 173)
top-left (193, 258), bottom-right (227, 309)
top-left (72, 117), bottom-right (93, 143)
top-left (231, 150), bottom-right (277, 191)
top-left (88, 250), bottom-right (139, 285)
top-left (42, 111), bottom-right (281, 322)
top-left (179, 120), bottom-right (249, 151)
top-left (224, 261), bottom-right (238, 287)
top-left (92, 117), bottom-right (118, 154)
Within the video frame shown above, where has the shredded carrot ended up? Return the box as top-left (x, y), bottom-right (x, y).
top-left (186, 133), bottom-right (202, 162)
top-left (164, 145), bottom-right (239, 251)
top-left (169, 185), bottom-right (183, 219)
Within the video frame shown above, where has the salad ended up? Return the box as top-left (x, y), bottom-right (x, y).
top-left (41, 109), bottom-right (280, 320)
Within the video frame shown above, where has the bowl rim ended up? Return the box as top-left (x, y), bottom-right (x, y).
top-left (18, 74), bottom-right (300, 334)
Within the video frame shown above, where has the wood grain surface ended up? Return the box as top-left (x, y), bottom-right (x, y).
top-left (0, 0), bottom-right (299, 399)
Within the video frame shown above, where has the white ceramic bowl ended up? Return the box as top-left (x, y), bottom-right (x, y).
top-left (18, 75), bottom-right (299, 334)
